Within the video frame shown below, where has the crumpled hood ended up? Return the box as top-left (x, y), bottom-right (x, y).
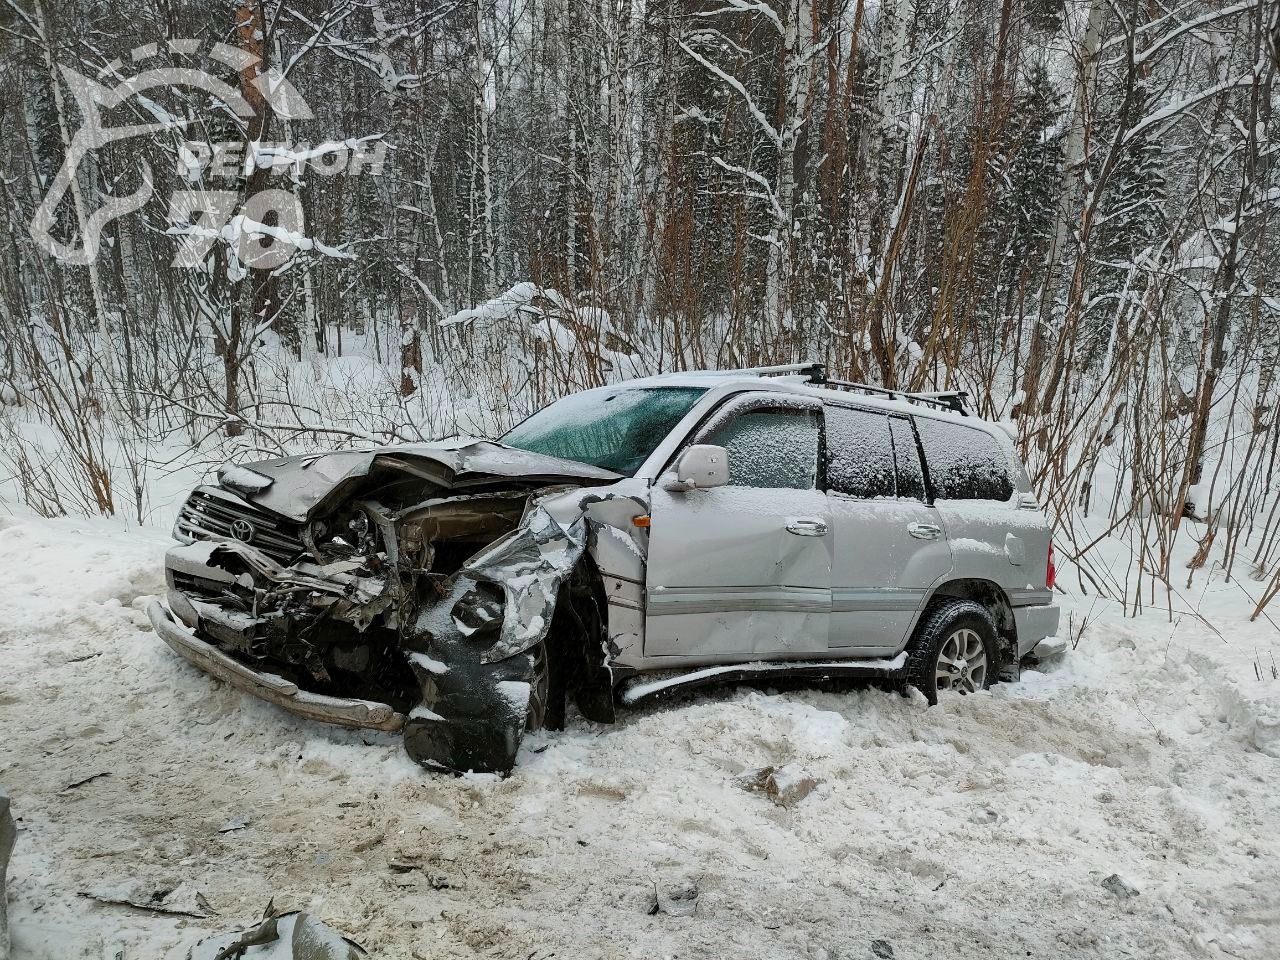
top-left (220, 439), bottom-right (621, 522)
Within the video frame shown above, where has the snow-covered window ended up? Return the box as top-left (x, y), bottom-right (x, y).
top-left (825, 405), bottom-right (895, 498)
top-left (915, 418), bottom-right (1013, 501)
top-left (707, 408), bottom-right (819, 489)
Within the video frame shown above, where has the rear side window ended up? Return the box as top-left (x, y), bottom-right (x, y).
top-left (825, 406), bottom-right (895, 498)
top-left (915, 418), bottom-right (1014, 501)
top-left (706, 408), bottom-right (819, 489)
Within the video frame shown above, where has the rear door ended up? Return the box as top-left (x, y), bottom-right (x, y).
top-left (644, 394), bottom-right (832, 660)
top-left (913, 416), bottom-right (1051, 606)
top-left (825, 405), bottom-right (953, 653)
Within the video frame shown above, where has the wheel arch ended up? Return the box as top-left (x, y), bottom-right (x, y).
top-left (924, 578), bottom-right (1017, 669)
top-left (545, 552), bottom-right (617, 725)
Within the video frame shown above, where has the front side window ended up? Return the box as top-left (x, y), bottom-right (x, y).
top-left (915, 418), bottom-right (1014, 501)
top-left (502, 386), bottom-right (707, 475)
top-left (705, 407), bottom-right (820, 489)
top-left (826, 405), bottom-right (896, 498)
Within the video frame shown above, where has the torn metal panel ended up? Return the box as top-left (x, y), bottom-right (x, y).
top-left (466, 494), bottom-right (590, 664)
top-left (188, 911), bottom-right (367, 960)
top-left (399, 486), bottom-right (648, 773)
top-left (208, 541), bottom-right (387, 609)
top-left (465, 485), bottom-right (651, 664)
top-left (401, 573), bottom-right (543, 774)
top-left (579, 478), bottom-right (651, 666)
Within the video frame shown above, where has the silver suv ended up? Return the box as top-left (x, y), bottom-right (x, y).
top-left (150, 364), bottom-right (1061, 773)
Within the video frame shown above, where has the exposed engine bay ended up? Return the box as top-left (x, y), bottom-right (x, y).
top-left (153, 441), bottom-right (641, 774)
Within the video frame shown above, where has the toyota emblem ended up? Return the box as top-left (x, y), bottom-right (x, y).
top-left (230, 518), bottom-right (256, 543)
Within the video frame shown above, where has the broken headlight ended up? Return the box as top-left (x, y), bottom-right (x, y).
top-left (312, 509), bottom-right (377, 562)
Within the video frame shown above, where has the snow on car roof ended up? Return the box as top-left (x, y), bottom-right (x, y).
top-left (603, 370), bottom-right (1009, 438)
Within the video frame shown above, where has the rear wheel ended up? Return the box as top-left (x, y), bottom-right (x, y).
top-left (904, 598), bottom-right (999, 704)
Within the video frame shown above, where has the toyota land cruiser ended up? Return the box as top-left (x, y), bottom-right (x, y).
top-left (149, 364), bottom-right (1062, 773)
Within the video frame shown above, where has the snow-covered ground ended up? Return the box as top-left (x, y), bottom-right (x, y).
top-left (2, 511), bottom-right (1278, 958)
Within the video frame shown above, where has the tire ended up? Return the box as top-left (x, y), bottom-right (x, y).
top-left (904, 598), bottom-right (1000, 705)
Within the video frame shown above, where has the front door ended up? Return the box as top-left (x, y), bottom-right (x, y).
top-left (825, 406), bottom-right (953, 652)
top-left (644, 395), bottom-right (832, 660)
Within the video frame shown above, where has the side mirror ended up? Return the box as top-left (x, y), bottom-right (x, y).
top-left (663, 444), bottom-right (730, 492)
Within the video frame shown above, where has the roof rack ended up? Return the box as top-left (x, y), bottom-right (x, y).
top-left (790, 362), bottom-right (970, 416)
top-left (687, 362), bottom-right (970, 415)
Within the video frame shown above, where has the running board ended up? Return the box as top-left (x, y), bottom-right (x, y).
top-left (619, 653), bottom-right (908, 705)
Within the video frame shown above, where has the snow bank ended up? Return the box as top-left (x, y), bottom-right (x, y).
top-left (1, 514), bottom-right (1277, 958)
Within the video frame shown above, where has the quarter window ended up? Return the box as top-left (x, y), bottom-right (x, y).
top-left (705, 408), bottom-right (820, 489)
top-left (825, 406), bottom-right (896, 498)
top-left (915, 418), bottom-right (1014, 501)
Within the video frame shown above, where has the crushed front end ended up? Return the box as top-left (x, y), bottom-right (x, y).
top-left (150, 443), bottom-right (624, 774)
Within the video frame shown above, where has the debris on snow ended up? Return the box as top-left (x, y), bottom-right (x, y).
top-left (870, 940), bottom-right (895, 959)
top-left (650, 879), bottom-right (699, 917)
top-left (1101, 874), bottom-right (1140, 900)
top-left (734, 766), bottom-right (773, 792)
top-left (81, 881), bottom-right (216, 918)
top-left (737, 765), bottom-right (820, 807)
top-left (187, 910), bottom-right (367, 960)
top-left (765, 767), bottom-right (819, 807)
top-left (60, 771), bottom-right (111, 792)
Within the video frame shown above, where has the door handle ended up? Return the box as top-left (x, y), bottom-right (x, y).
top-left (907, 522), bottom-right (942, 540)
top-left (785, 518), bottom-right (828, 537)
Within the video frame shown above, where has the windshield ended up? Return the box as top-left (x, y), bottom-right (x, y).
top-left (502, 386), bottom-right (708, 475)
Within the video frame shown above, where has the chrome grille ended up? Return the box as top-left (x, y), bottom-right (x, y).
top-left (175, 487), bottom-right (305, 563)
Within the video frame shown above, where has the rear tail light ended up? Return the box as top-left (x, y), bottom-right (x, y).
top-left (1046, 542), bottom-right (1056, 590)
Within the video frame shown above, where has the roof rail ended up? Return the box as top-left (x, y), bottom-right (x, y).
top-left (697, 362), bottom-right (820, 377)
top-left (686, 362), bottom-right (970, 415)
top-left (794, 363), bottom-right (970, 416)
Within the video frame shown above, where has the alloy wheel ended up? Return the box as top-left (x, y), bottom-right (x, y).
top-left (935, 627), bottom-right (988, 695)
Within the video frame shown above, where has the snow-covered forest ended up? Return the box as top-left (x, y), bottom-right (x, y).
top-left (1, 0), bottom-right (1280, 607)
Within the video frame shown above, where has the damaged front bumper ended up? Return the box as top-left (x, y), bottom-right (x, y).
top-left (148, 600), bottom-right (406, 732)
